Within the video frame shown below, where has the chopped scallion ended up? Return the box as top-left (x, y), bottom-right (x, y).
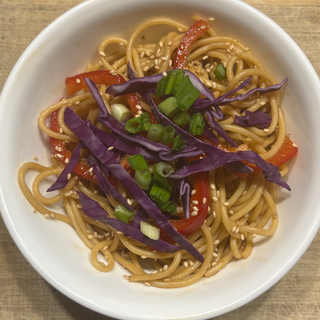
top-left (155, 201), bottom-right (177, 215)
top-left (174, 76), bottom-right (200, 111)
top-left (173, 110), bottom-right (191, 126)
top-left (189, 113), bottom-right (205, 136)
top-left (156, 75), bottom-right (169, 97)
top-left (153, 172), bottom-right (168, 185)
top-left (140, 220), bottom-right (160, 240)
top-left (214, 63), bottom-right (227, 80)
top-left (161, 125), bottom-right (175, 145)
top-left (135, 169), bottom-right (152, 190)
top-left (125, 117), bottom-right (141, 133)
top-left (158, 97), bottom-right (179, 117)
top-left (150, 181), bottom-right (172, 204)
top-left (111, 103), bottom-right (132, 122)
top-left (127, 154), bottom-right (148, 170)
top-left (114, 205), bottom-right (135, 223)
top-left (139, 112), bottom-right (151, 131)
top-left (164, 70), bottom-right (185, 95)
top-left (153, 162), bottom-right (174, 177)
top-left (172, 135), bottom-right (186, 152)
top-left (147, 124), bottom-right (164, 142)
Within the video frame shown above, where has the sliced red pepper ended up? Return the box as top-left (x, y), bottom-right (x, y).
top-left (66, 70), bottom-right (158, 124)
top-left (50, 110), bottom-right (98, 184)
top-left (174, 20), bottom-right (211, 69)
top-left (169, 172), bottom-right (209, 236)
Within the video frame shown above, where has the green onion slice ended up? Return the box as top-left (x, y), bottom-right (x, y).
top-left (125, 117), bottom-right (141, 133)
top-left (214, 63), bottom-right (227, 80)
top-left (161, 125), bottom-right (175, 145)
top-left (140, 221), bottom-right (160, 240)
top-left (155, 201), bottom-right (177, 215)
top-left (134, 169), bottom-right (152, 190)
top-left (153, 162), bottom-right (174, 177)
top-left (173, 110), bottom-right (191, 126)
top-left (174, 76), bottom-right (200, 111)
top-left (147, 124), bottom-right (164, 142)
top-left (127, 154), bottom-right (148, 170)
top-left (164, 70), bottom-right (185, 95)
top-left (150, 181), bottom-right (172, 204)
top-left (139, 112), bottom-right (151, 131)
top-left (111, 103), bottom-right (132, 122)
top-left (189, 112), bottom-right (205, 136)
top-left (172, 135), bottom-right (186, 152)
top-left (158, 97), bottom-right (179, 117)
top-left (153, 172), bottom-right (168, 185)
top-left (114, 205), bottom-right (135, 223)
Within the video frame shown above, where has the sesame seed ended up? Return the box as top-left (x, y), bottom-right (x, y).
top-left (123, 275), bottom-right (129, 280)
top-left (44, 214), bottom-right (50, 219)
top-left (140, 52), bottom-right (145, 58)
top-left (208, 17), bottom-right (214, 21)
top-left (164, 278), bottom-right (170, 282)
top-left (162, 72), bottom-right (167, 77)
top-left (67, 173), bottom-right (71, 180)
top-left (217, 190), bottom-right (220, 197)
top-left (56, 154), bottom-right (63, 158)
top-left (141, 255), bottom-right (147, 259)
top-left (212, 211), bottom-right (216, 218)
top-left (76, 79), bottom-right (81, 84)
top-left (154, 66), bottom-right (160, 70)
top-left (212, 82), bottom-right (217, 89)
top-left (214, 240), bottom-right (220, 245)
top-left (169, 59), bottom-right (172, 66)
top-left (144, 282), bottom-right (151, 287)
top-left (32, 155), bottom-right (38, 161)
top-left (292, 143), bottom-right (298, 148)
top-left (200, 25), bottom-right (206, 30)
top-left (135, 114), bottom-right (140, 117)
top-left (203, 198), bottom-right (207, 204)
top-left (168, 41), bottom-right (172, 46)
top-left (33, 208), bottom-right (37, 213)
top-left (146, 50), bottom-right (150, 57)
top-left (89, 167), bottom-right (93, 173)
top-left (117, 231), bottom-right (122, 235)
top-left (136, 105), bottom-right (142, 110)
top-left (193, 206), bottom-right (199, 211)
top-left (253, 234), bottom-right (257, 238)
top-left (245, 47), bottom-right (249, 51)
top-left (108, 146), bottom-right (114, 151)
top-left (241, 234), bottom-right (245, 241)
top-left (212, 252), bottom-right (218, 257)
top-left (159, 42), bottom-right (163, 48)
top-left (264, 128), bottom-right (270, 133)
top-left (224, 201), bottom-right (230, 206)
top-left (97, 235), bottom-right (104, 239)
top-left (212, 197), bottom-right (218, 202)
top-left (161, 57), bottom-right (168, 61)
top-left (235, 227), bottom-right (240, 233)
top-left (230, 44), bottom-right (234, 50)
top-left (191, 211), bottom-right (198, 216)
top-left (183, 261), bottom-right (189, 268)
top-left (232, 226), bottom-right (237, 232)
top-left (76, 204), bottom-right (82, 209)
top-left (127, 199), bottom-right (132, 205)
top-left (78, 181), bottom-right (83, 186)
top-left (64, 191), bottom-right (73, 197)
top-left (163, 265), bottom-right (168, 271)
top-left (192, 200), bottom-right (198, 205)
top-left (191, 189), bottom-right (196, 195)
top-left (210, 183), bottom-right (216, 190)
top-left (99, 51), bottom-right (106, 56)
top-left (211, 262), bottom-right (217, 267)
top-left (178, 28), bottom-right (184, 32)
top-left (65, 158), bottom-right (69, 164)
top-left (202, 55), bottom-right (209, 60)
top-left (50, 213), bottom-right (55, 219)
top-left (143, 66), bottom-right (149, 72)
top-left (229, 210), bottom-right (234, 215)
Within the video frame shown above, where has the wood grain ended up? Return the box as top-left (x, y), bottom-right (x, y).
top-left (0, 1), bottom-right (320, 319)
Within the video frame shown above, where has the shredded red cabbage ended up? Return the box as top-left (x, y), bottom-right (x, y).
top-left (234, 110), bottom-right (272, 129)
top-left (77, 191), bottom-right (180, 253)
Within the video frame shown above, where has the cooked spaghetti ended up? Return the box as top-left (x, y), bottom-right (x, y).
top-left (18, 16), bottom-right (298, 288)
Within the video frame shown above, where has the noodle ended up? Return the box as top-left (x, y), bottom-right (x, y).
top-left (18, 16), bottom-right (295, 288)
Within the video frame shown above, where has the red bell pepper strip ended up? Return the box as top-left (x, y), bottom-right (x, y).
top-left (174, 20), bottom-right (212, 69)
top-left (169, 172), bottom-right (210, 236)
top-left (50, 110), bottom-right (98, 184)
top-left (66, 70), bottom-right (158, 124)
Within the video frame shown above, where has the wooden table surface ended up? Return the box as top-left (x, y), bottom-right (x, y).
top-left (0, 0), bottom-right (319, 319)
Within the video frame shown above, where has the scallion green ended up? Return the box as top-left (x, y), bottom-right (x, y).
top-left (140, 221), bottom-right (160, 240)
top-left (171, 135), bottom-right (186, 152)
top-left (156, 75), bottom-right (169, 97)
top-left (125, 117), bottom-right (141, 133)
top-left (174, 76), bottom-right (200, 111)
top-left (155, 201), bottom-right (177, 215)
top-left (214, 63), bottom-right (227, 80)
top-left (189, 112), bottom-right (205, 136)
top-left (158, 97), bottom-right (179, 117)
top-left (164, 70), bottom-right (185, 95)
top-left (153, 162), bottom-right (174, 177)
top-left (150, 181), bottom-right (172, 204)
top-left (114, 205), bottom-right (135, 223)
top-left (139, 112), bottom-right (151, 131)
top-left (147, 124), bottom-right (164, 142)
top-left (172, 110), bottom-right (191, 126)
top-left (127, 154), bottom-right (148, 170)
top-left (134, 169), bottom-right (152, 190)
top-left (111, 103), bottom-right (132, 122)
top-left (161, 125), bottom-right (175, 145)
top-left (153, 172), bottom-right (168, 185)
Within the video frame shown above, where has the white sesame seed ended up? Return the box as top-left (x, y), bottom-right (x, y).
top-left (229, 210), bottom-right (234, 215)
top-left (32, 155), bottom-right (39, 161)
top-left (76, 79), bottom-right (81, 84)
top-left (162, 72), bottom-right (167, 77)
top-left (127, 199), bottom-right (132, 205)
top-left (235, 227), bottom-right (240, 234)
top-left (230, 44), bottom-right (234, 50)
top-left (232, 226), bottom-right (237, 232)
top-left (292, 143), bottom-right (298, 148)
top-left (212, 252), bottom-right (218, 257)
top-left (56, 154), bottom-right (63, 158)
top-left (89, 167), bottom-right (93, 173)
top-left (241, 234), bottom-right (245, 241)
top-left (159, 42), bottom-right (163, 48)
top-left (189, 261), bottom-right (194, 266)
top-left (108, 146), bottom-right (114, 151)
top-left (164, 278), bottom-right (170, 282)
top-left (191, 211), bottom-right (198, 216)
top-left (97, 235), bottom-right (104, 239)
top-left (50, 213), bottom-right (55, 219)
top-left (210, 183), bottom-right (216, 190)
top-left (203, 198), bottom-right (207, 204)
top-left (200, 25), bottom-right (206, 30)
top-left (208, 17), bottom-right (214, 21)
top-left (168, 41), bottom-right (172, 46)
top-left (178, 28), bottom-right (183, 32)
top-left (98, 61), bottom-right (102, 66)
top-left (140, 52), bottom-right (145, 58)
top-left (264, 128), bottom-right (270, 133)
top-left (77, 204), bottom-right (82, 209)
top-left (214, 240), bottom-right (220, 245)
top-left (141, 255), bottom-right (147, 259)
top-left (212, 197), bottom-right (218, 202)
top-left (67, 173), bottom-right (71, 180)
top-left (143, 66), bottom-right (149, 72)
top-left (117, 231), bottom-right (122, 235)
top-left (211, 262), bottom-right (217, 267)
top-left (224, 201), bottom-right (230, 206)
top-left (135, 114), bottom-right (140, 118)
top-left (192, 200), bottom-right (198, 205)
top-left (169, 59), bottom-right (172, 67)
top-left (212, 211), bottom-right (216, 218)
top-left (33, 208), bottom-right (37, 213)
top-left (136, 105), bottom-right (142, 110)
top-left (183, 261), bottom-right (189, 268)
top-left (202, 55), bottom-right (209, 60)
top-left (191, 189), bottom-right (196, 195)
top-left (44, 214), bottom-right (50, 219)
top-left (253, 234), bottom-right (257, 238)
top-left (213, 82), bottom-right (217, 89)
top-left (123, 275), bottom-right (129, 280)
top-left (146, 50), bottom-right (150, 57)
top-left (193, 206), bottom-right (199, 212)
top-left (99, 51), bottom-right (106, 56)
top-left (64, 191), bottom-right (73, 197)
top-left (161, 57), bottom-right (168, 61)
top-left (181, 44), bottom-right (184, 50)
top-left (163, 265), bottom-right (168, 271)
top-left (65, 158), bottom-right (69, 164)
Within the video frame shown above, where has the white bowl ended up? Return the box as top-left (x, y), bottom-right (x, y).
top-left (1, 0), bottom-right (320, 319)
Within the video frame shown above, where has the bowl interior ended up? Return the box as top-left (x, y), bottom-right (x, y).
top-left (1, 0), bottom-right (320, 319)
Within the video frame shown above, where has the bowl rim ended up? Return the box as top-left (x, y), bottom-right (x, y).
top-left (1, 0), bottom-right (320, 319)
